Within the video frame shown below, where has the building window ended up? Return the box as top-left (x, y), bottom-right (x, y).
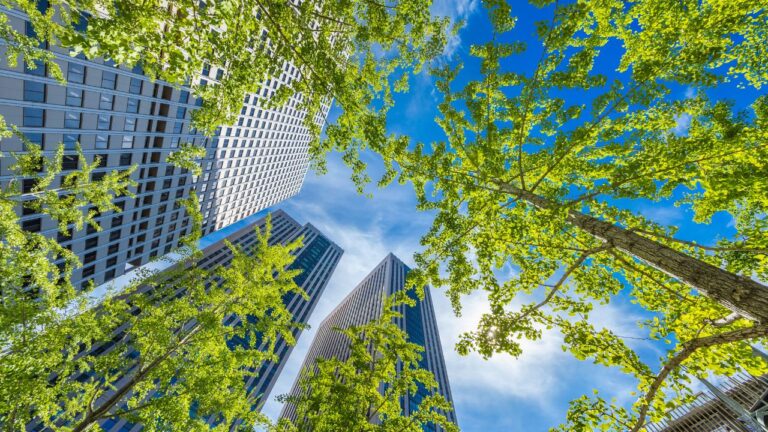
top-left (129, 78), bottom-right (142, 94)
top-left (124, 117), bottom-right (136, 131)
top-left (65, 89), bottom-right (83, 107)
top-left (63, 134), bottom-right (79, 150)
top-left (85, 236), bottom-right (98, 249)
top-left (121, 135), bottom-right (134, 149)
top-left (101, 71), bottom-right (117, 89)
top-left (109, 230), bottom-right (121, 241)
top-left (108, 243), bottom-right (119, 254)
top-left (95, 134), bottom-right (109, 149)
top-left (81, 265), bottom-right (95, 277)
top-left (67, 63), bottom-right (86, 84)
top-left (83, 251), bottom-right (97, 264)
top-left (23, 81), bottom-right (45, 102)
top-left (126, 98), bottom-right (139, 113)
top-left (58, 228), bottom-right (73, 243)
top-left (64, 112), bottom-right (81, 128)
top-left (99, 93), bottom-right (114, 110)
top-left (24, 59), bottom-right (46, 76)
top-left (97, 114), bottom-right (111, 130)
top-left (119, 153), bottom-right (132, 166)
top-left (24, 133), bottom-right (44, 150)
top-left (22, 218), bottom-right (42, 232)
top-left (96, 154), bottom-right (108, 167)
top-left (23, 108), bottom-right (44, 127)
top-left (111, 216), bottom-right (123, 229)
top-left (22, 179), bottom-right (37, 193)
top-left (62, 155), bottom-right (79, 170)
top-left (104, 269), bottom-right (116, 280)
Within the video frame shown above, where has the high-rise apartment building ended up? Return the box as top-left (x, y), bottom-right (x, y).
top-left (647, 372), bottom-right (768, 432)
top-left (24, 209), bottom-right (343, 432)
top-left (0, 6), bottom-right (330, 289)
top-left (280, 253), bottom-right (457, 429)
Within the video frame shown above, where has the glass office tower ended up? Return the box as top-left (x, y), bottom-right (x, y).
top-left (280, 253), bottom-right (457, 430)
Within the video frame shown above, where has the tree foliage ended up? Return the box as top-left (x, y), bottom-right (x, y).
top-left (0, 129), bottom-right (305, 430)
top-left (1, 209), bottom-right (308, 431)
top-left (275, 295), bottom-right (457, 432)
top-left (346, 0), bottom-right (768, 430)
top-left (0, 127), bottom-right (134, 344)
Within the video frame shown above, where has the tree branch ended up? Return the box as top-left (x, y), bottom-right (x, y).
top-left (630, 324), bottom-right (768, 432)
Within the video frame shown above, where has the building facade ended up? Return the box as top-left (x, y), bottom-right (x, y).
top-left (647, 372), bottom-right (768, 432)
top-left (280, 253), bottom-right (457, 429)
top-left (0, 5), bottom-right (329, 289)
top-left (24, 209), bottom-right (342, 432)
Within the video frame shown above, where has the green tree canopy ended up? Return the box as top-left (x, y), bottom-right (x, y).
top-left (0, 211), bottom-right (309, 431)
top-left (275, 295), bottom-right (457, 432)
top-left (345, 0), bottom-right (768, 430)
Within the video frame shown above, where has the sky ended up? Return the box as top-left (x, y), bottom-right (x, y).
top-left (246, 152), bottom-right (651, 431)
top-left (200, 1), bottom-right (755, 430)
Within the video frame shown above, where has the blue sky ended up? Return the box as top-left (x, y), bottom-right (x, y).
top-left (207, 1), bottom-right (758, 430)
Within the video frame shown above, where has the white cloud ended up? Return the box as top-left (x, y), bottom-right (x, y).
top-left (672, 113), bottom-right (692, 136)
top-left (430, 0), bottom-right (479, 57)
top-left (639, 205), bottom-right (685, 225)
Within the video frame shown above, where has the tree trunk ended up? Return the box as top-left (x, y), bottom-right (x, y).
top-left (499, 183), bottom-right (768, 323)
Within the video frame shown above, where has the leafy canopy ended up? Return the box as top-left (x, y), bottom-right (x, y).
top-left (335, 0), bottom-right (768, 430)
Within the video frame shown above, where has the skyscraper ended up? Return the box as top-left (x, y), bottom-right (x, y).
top-left (280, 253), bottom-right (457, 429)
top-left (25, 209), bottom-right (343, 432)
top-left (0, 7), bottom-right (330, 289)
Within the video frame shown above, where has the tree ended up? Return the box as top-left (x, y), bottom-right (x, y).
top-left (0, 126), bottom-right (134, 344)
top-left (0, 210), bottom-right (309, 431)
top-left (0, 126), bottom-right (302, 430)
top-left (357, 0), bottom-right (768, 430)
top-left (1, 0), bottom-right (450, 176)
top-left (274, 295), bottom-right (457, 432)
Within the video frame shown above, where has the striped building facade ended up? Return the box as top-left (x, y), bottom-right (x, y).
top-left (1, 4), bottom-right (330, 289)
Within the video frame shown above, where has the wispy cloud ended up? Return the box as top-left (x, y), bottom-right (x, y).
top-left (431, 0), bottom-right (479, 57)
top-left (672, 113), bottom-right (692, 136)
top-left (639, 205), bottom-right (685, 225)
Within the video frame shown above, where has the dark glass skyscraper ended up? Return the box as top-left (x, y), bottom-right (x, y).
top-left (279, 253), bottom-right (457, 429)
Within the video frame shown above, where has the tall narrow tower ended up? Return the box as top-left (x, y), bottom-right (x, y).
top-left (280, 253), bottom-right (457, 429)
